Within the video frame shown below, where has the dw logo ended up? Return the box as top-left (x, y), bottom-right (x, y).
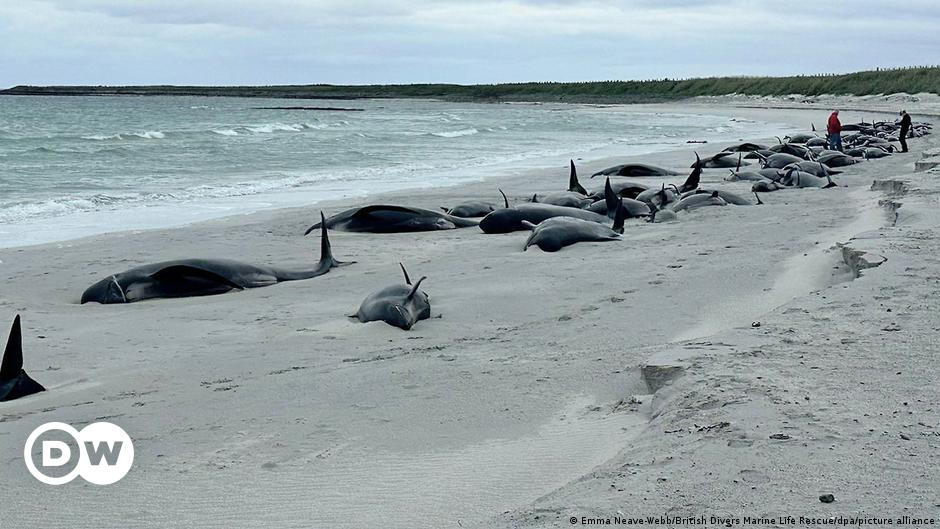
top-left (24, 422), bottom-right (134, 485)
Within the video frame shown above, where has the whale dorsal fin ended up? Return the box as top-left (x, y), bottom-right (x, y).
top-left (399, 262), bottom-right (412, 285)
top-left (603, 177), bottom-right (618, 215)
top-left (319, 211), bottom-right (352, 267)
top-left (680, 158), bottom-right (701, 193)
top-left (498, 189), bottom-right (509, 208)
top-left (407, 277), bottom-right (427, 301)
top-left (612, 198), bottom-right (627, 234)
top-left (531, 193), bottom-right (538, 203)
top-left (568, 159), bottom-right (587, 195)
top-left (1, 315), bottom-right (23, 378)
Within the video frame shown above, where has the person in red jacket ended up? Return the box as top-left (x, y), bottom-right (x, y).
top-left (827, 110), bottom-right (843, 152)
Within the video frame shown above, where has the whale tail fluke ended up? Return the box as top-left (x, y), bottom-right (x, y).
top-left (568, 160), bottom-right (587, 195)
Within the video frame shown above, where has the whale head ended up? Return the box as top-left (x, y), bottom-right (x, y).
top-left (81, 275), bottom-right (129, 304)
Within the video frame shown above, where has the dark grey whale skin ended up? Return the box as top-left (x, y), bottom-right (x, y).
top-left (354, 265), bottom-right (430, 330)
top-left (479, 204), bottom-right (611, 234)
top-left (304, 205), bottom-right (478, 234)
top-left (1, 315), bottom-right (45, 402)
top-left (81, 213), bottom-right (351, 304)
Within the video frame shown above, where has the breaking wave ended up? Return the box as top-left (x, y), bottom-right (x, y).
top-left (431, 128), bottom-right (480, 138)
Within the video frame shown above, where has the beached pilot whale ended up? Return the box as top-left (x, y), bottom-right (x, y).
top-left (1, 315), bottom-right (45, 402)
top-left (305, 205), bottom-right (478, 234)
top-left (532, 160), bottom-right (591, 208)
top-left (591, 163), bottom-right (681, 178)
top-left (441, 190), bottom-right (509, 218)
top-left (82, 213), bottom-right (351, 304)
top-left (352, 264), bottom-right (430, 330)
top-left (523, 198), bottom-right (627, 252)
top-left (479, 202), bottom-right (611, 234)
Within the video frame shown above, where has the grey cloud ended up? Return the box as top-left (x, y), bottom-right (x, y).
top-left (2, 0), bottom-right (939, 86)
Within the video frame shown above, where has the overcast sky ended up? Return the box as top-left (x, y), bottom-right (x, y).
top-left (2, 0), bottom-right (938, 87)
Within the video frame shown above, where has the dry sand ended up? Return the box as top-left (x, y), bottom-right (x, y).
top-left (0, 102), bottom-right (937, 528)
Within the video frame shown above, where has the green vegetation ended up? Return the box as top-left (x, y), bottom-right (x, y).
top-left (3, 66), bottom-right (939, 103)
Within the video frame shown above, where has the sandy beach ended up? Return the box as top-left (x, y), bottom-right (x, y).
top-left (1, 101), bottom-right (937, 528)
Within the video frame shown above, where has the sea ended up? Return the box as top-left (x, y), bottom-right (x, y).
top-left (0, 95), bottom-right (791, 247)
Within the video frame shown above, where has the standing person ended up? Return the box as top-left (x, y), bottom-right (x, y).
top-left (827, 110), bottom-right (843, 152)
top-left (898, 110), bottom-right (913, 153)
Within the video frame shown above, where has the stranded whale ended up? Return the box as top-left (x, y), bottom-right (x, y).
top-left (82, 213), bottom-right (350, 304)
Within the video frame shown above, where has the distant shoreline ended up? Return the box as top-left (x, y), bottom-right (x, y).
top-left (3, 65), bottom-right (938, 103)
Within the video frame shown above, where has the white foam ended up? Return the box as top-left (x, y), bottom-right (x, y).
top-left (431, 128), bottom-right (479, 138)
top-left (130, 131), bottom-right (166, 139)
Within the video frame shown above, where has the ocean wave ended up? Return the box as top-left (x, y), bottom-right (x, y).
top-left (129, 131), bottom-right (165, 139)
top-left (0, 191), bottom-right (178, 224)
top-left (82, 133), bottom-right (123, 141)
top-left (431, 128), bottom-right (479, 138)
top-left (212, 129), bottom-right (239, 136)
top-left (82, 130), bottom-right (166, 141)
top-left (245, 123), bottom-right (308, 134)
top-left (0, 170), bottom-right (358, 225)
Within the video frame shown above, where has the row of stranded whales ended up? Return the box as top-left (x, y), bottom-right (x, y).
top-left (352, 264), bottom-right (430, 330)
top-left (0, 117), bottom-right (926, 407)
top-left (82, 213), bottom-right (349, 304)
top-left (1, 316), bottom-right (45, 402)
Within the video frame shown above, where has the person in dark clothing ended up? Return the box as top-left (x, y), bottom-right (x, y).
top-left (899, 110), bottom-right (912, 153)
top-left (827, 110), bottom-right (843, 152)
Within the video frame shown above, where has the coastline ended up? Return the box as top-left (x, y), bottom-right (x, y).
top-left (1, 101), bottom-right (936, 528)
top-left (0, 102), bottom-right (814, 250)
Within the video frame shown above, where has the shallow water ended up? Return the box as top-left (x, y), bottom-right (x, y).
top-left (0, 96), bottom-right (791, 247)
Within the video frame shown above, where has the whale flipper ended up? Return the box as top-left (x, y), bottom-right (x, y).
top-left (399, 263), bottom-right (412, 285)
top-left (407, 277), bottom-right (427, 301)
